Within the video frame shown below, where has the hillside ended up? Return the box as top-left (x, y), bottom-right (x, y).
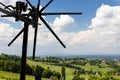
top-left (0, 53), bottom-right (120, 80)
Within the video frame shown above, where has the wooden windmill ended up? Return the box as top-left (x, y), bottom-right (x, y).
top-left (0, 0), bottom-right (82, 80)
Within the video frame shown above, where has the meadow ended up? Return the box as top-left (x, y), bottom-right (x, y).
top-left (0, 53), bottom-right (120, 80)
top-left (0, 71), bottom-right (49, 80)
top-left (0, 60), bottom-right (119, 80)
top-left (27, 60), bottom-right (75, 80)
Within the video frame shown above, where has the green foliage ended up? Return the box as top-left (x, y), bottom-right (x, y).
top-left (0, 60), bottom-right (33, 75)
top-left (42, 68), bottom-right (53, 78)
top-left (1, 53), bottom-right (120, 80)
top-left (34, 65), bottom-right (44, 75)
top-left (10, 62), bottom-right (21, 73)
top-left (89, 76), bottom-right (98, 80)
top-left (61, 66), bottom-right (66, 80)
top-left (0, 60), bottom-right (4, 70)
top-left (0, 53), bottom-right (34, 75)
top-left (0, 60), bottom-right (21, 73)
top-left (61, 66), bottom-right (65, 76)
top-left (106, 61), bottom-right (119, 68)
top-left (72, 75), bottom-right (85, 80)
top-left (26, 64), bottom-right (33, 75)
top-left (32, 56), bottom-right (62, 64)
top-left (68, 59), bottom-right (87, 66)
top-left (53, 71), bottom-right (61, 80)
top-left (72, 76), bottom-right (80, 80)
top-left (0, 71), bottom-right (34, 80)
top-left (0, 53), bottom-right (21, 61)
top-left (89, 75), bottom-right (120, 80)
top-left (89, 59), bottom-right (102, 66)
top-left (73, 70), bottom-right (82, 76)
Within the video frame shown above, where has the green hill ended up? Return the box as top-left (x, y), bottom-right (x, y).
top-left (27, 60), bottom-right (75, 80)
top-left (1, 53), bottom-right (120, 80)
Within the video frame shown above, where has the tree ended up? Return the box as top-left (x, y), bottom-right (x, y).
top-left (34, 65), bottom-right (44, 75)
top-left (72, 75), bottom-right (85, 80)
top-left (42, 68), bottom-right (53, 78)
top-left (26, 64), bottom-right (33, 75)
top-left (89, 76), bottom-right (98, 80)
top-left (0, 60), bottom-right (4, 70)
top-left (11, 62), bottom-right (21, 73)
top-left (61, 66), bottom-right (65, 80)
top-left (73, 70), bottom-right (81, 76)
top-left (4, 61), bottom-right (11, 71)
top-left (53, 71), bottom-right (61, 80)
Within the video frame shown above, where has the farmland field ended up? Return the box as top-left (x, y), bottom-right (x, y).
top-left (0, 71), bottom-right (48, 80)
top-left (0, 53), bottom-right (120, 80)
top-left (27, 60), bottom-right (75, 80)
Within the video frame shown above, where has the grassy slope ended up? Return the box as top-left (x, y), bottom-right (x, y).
top-left (0, 71), bottom-right (33, 80)
top-left (80, 63), bottom-right (114, 73)
top-left (27, 60), bottom-right (116, 80)
top-left (27, 60), bottom-right (75, 80)
top-left (0, 60), bottom-right (75, 80)
top-left (0, 60), bottom-right (116, 80)
top-left (0, 71), bottom-right (48, 80)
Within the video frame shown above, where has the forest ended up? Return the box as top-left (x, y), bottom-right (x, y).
top-left (0, 53), bottom-right (120, 80)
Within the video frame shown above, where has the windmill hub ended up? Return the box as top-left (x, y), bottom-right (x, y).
top-left (16, 1), bottom-right (27, 13)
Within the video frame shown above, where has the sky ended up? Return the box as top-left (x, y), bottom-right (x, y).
top-left (0, 0), bottom-right (120, 56)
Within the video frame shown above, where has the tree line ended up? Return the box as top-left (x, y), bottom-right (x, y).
top-left (0, 53), bottom-right (64, 80)
top-left (0, 53), bottom-right (21, 61)
top-left (1, 53), bottom-right (120, 80)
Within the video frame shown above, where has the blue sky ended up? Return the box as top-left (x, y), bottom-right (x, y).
top-left (29, 0), bottom-right (120, 31)
top-left (0, 0), bottom-right (120, 56)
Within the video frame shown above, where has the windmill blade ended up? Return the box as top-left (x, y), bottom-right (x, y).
top-left (0, 7), bottom-right (27, 22)
top-left (41, 12), bottom-right (82, 15)
top-left (0, 2), bottom-right (13, 12)
top-left (39, 16), bottom-right (66, 48)
top-left (33, 25), bottom-right (38, 60)
top-left (40, 0), bottom-right (53, 12)
top-left (0, 7), bottom-right (13, 16)
top-left (1, 14), bottom-right (28, 17)
top-left (0, 3), bottom-right (33, 23)
top-left (0, 2), bottom-right (6, 7)
top-left (1, 14), bottom-right (12, 17)
top-left (8, 21), bottom-right (40, 47)
top-left (37, 0), bottom-right (40, 10)
top-left (8, 28), bottom-right (24, 46)
top-left (26, 0), bottom-right (34, 9)
top-left (0, 7), bottom-right (36, 25)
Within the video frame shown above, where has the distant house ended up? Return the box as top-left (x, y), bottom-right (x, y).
top-left (115, 72), bottom-right (120, 76)
top-left (49, 76), bottom-right (54, 80)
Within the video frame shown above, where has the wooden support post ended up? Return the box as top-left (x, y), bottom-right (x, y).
top-left (20, 22), bottom-right (29, 80)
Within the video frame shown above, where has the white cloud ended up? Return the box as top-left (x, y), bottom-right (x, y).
top-left (0, 0), bottom-right (24, 6)
top-left (0, 22), bottom-right (23, 55)
top-left (0, 4), bottom-right (120, 55)
top-left (0, 22), bottom-right (18, 41)
top-left (52, 15), bottom-right (75, 32)
top-left (71, 4), bottom-right (120, 54)
top-left (32, 15), bottom-right (76, 46)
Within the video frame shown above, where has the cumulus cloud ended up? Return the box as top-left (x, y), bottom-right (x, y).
top-left (71, 4), bottom-right (120, 54)
top-left (52, 15), bottom-right (75, 32)
top-left (0, 0), bottom-right (24, 6)
top-left (0, 22), bottom-right (23, 55)
top-left (0, 22), bottom-right (18, 41)
top-left (0, 3), bottom-right (120, 55)
top-left (33, 15), bottom-right (76, 46)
